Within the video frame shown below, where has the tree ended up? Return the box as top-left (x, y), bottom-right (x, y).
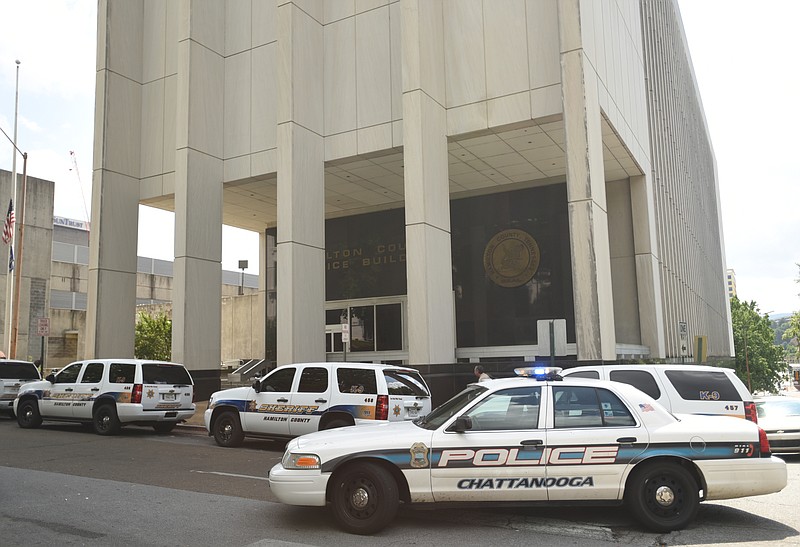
top-left (784, 263), bottom-right (800, 361)
top-left (135, 311), bottom-right (172, 361)
top-left (729, 296), bottom-right (785, 393)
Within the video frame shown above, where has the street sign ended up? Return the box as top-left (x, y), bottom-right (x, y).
top-left (341, 323), bottom-right (350, 343)
top-left (37, 317), bottom-right (50, 337)
top-left (678, 321), bottom-right (688, 357)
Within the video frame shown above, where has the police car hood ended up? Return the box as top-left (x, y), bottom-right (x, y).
top-left (294, 420), bottom-right (426, 451)
top-left (212, 386), bottom-right (252, 401)
top-left (16, 379), bottom-right (52, 395)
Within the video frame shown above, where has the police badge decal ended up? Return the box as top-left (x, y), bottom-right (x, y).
top-left (409, 442), bottom-right (429, 468)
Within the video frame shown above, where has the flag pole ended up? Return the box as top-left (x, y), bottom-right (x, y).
top-left (3, 60), bottom-right (20, 357)
top-left (10, 153), bottom-right (27, 358)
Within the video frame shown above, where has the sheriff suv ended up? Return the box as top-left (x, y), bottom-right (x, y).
top-left (14, 359), bottom-right (195, 435)
top-left (0, 359), bottom-right (41, 416)
top-left (205, 362), bottom-right (432, 447)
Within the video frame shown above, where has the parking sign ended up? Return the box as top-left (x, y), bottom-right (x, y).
top-left (37, 317), bottom-right (50, 337)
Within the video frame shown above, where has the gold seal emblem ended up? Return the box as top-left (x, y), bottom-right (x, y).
top-left (483, 229), bottom-right (540, 287)
top-left (409, 442), bottom-right (429, 468)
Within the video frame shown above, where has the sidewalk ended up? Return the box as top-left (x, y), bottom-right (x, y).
top-left (178, 400), bottom-right (209, 432)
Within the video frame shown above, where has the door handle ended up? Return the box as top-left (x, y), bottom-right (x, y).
top-left (617, 437), bottom-right (637, 443)
top-left (91, 388), bottom-right (100, 392)
top-left (277, 398), bottom-right (289, 403)
top-left (65, 388), bottom-right (74, 392)
top-left (315, 399), bottom-right (327, 403)
top-left (520, 439), bottom-right (544, 446)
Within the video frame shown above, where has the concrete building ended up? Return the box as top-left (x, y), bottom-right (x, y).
top-left (0, 170), bottom-right (54, 363)
top-left (91, 0), bottom-right (733, 397)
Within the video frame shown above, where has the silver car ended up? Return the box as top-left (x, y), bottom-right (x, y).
top-left (756, 396), bottom-right (800, 454)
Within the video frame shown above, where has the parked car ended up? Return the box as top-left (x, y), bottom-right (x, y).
top-left (14, 359), bottom-right (195, 435)
top-left (0, 359), bottom-right (41, 416)
top-left (269, 367), bottom-right (786, 535)
top-left (560, 364), bottom-right (757, 421)
top-left (205, 362), bottom-right (432, 447)
top-left (755, 395), bottom-right (800, 454)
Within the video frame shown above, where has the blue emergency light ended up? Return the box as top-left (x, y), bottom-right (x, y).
top-left (514, 366), bottom-right (563, 381)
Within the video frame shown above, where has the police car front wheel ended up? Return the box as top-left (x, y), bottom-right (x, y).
top-left (213, 411), bottom-right (245, 447)
top-left (626, 461), bottom-right (700, 532)
top-left (16, 400), bottom-right (42, 429)
top-left (330, 462), bottom-right (399, 535)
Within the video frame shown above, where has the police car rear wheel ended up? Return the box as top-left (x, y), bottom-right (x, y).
top-left (627, 462), bottom-right (699, 532)
top-left (93, 404), bottom-right (121, 436)
top-left (331, 462), bottom-right (399, 535)
top-left (17, 400), bottom-right (42, 429)
top-left (213, 411), bottom-right (244, 447)
top-left (321, 418), bottom-right (350, 430)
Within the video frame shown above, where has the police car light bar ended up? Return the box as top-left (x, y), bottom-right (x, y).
top-left (514, 366), bottom-right (563, 380)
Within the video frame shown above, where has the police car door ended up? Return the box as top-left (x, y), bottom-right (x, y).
top-left (545, 384), bottom-right (648, 501)
top-left (244, 366), bottom-right (296, 436)
top-left (430, 386), bottom-right (548, 502)
top-left (71, 362), bottom-right (105, 419)
top-left (44, 362), bottom-right (84, 418)
top-left (288, 365), bottom-right (330, 436)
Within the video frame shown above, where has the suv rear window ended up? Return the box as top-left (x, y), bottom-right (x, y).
top-left (141, 363), bottom-right (193, 385)
top-left (383, 370), bottom-right (429, 396)
top-left (0, 362), bottom-right (39, 380)
top-left (337, 368), bottom-right (377, 394)
top-left (609, 370), bottom-right (661, 399)
top-left (664, 370), bottom-right (740, 401)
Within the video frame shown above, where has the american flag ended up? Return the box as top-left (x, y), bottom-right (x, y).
top-left (2, 199), bottom-right (14, 244)
top-left (8, 244), bottom-right (13, 273)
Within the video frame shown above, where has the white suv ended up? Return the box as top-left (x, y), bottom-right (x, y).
top-left (205, 362), bottom-right (432, 447)
top-left (1, 360), bottom-right (41, 416)
top-left (14, 359), bottom-right (195, 435)
top-left (560, 364), bottom-right (757, 422)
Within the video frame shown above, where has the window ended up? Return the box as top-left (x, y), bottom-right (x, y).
top-left (383, 370), bottom-right (429, 396)
top-left (566, 370), bottom-right (600, 379)
top-left (81, 363), bottom-right (105, 384)
top-left (337, 368), bottom-right (377, 394)
top-left (298, 367), bottom-right (328, 393)
top-left (262, 367), bottom-right (296, 392)
top-left (141, 363), bottom-right (193, 385)
top-left (0, 362), bottom-right (39, 380)
top-left (350, 306), bottom-right (375, 352)
top-left (553, 386), bottom-right (635, 428)
top-left (664, 370), bottom-right (741, 401)
top-left (55, 363), bottom-right (82, 384)
top-left (110, 363), bottom-right (135, 384)
top-left (376, 303), bottom-right (402, 350)
top-left (465, 387), bottom-right (541, 431)
top-left (609, 370), bottom-right (661, 399)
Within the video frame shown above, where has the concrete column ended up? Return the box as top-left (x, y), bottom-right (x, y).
top-left (275, 2), bottom-right (325, 365)
top-left (171, 2), bottom-right (224, 397)
top-left (631, 174), bottom-right (666, 358)
top-left (86, 0), bottom-right (143, 358)
top-left (558, 0), bottom-right (616, 361)
top-left (401, 0), bottom-right (455, 364)
top-left (258, 229), bottom-right (278, 362)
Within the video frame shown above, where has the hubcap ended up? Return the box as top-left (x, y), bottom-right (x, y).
top-left (350, 487), bottom-right (370, 509)
top-left (655, 485), bottom-right (675, 506)
top-left (221, 423), bottom-right (232, 440)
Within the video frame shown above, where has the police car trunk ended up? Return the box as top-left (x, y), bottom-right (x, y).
top-left (137, 362), bottom-right (194, 416)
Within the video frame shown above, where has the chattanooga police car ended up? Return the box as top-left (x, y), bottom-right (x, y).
top-left (269, 367), bottom-right (787, 535)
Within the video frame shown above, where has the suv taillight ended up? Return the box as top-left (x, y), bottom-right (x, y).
top-left (131, 384), bottom-right (143, 404)
top-left (744, 401), bottom-right (758, 424)
top-left (759, 427), bottom-right (771, 456)
top-left (376, 395), bottom-right (389, 420)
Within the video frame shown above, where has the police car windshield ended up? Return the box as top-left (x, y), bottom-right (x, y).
top-left (414, 385), bottom-right (487, 430)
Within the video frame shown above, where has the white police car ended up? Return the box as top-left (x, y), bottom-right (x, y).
top-left (269, 368), bottom-right (787, 535)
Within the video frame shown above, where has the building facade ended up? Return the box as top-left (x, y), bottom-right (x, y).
top-left (90, 0), bottom-right (733, 395)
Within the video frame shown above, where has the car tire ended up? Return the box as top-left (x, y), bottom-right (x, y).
top-left (16, 400), bottom-right (42, 429)
top-left (152, 422), bottom-right (177, 434)
top-left (626, 461), bottom-right (699, 532)
top-left (321, 418), bottom-right (351, 431)
top-left (330, 462), bottom-right (399, 535)
top-left (213, 411), bottom-right (245, 447)
top-left (93, 404), bottom-right (121, 436)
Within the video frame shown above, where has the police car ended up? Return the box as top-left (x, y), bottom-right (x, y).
top-left (268, 367), bottom-right (787, 535)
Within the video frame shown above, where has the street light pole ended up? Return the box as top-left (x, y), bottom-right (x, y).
top-left (3, 60), bottom-right (21, 357)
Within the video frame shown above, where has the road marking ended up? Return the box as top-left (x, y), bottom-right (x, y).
top-left (191, 470), bottom-right (269, 481)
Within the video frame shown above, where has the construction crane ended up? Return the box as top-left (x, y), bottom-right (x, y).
top-left (69, 150), bottom-right (91, 231)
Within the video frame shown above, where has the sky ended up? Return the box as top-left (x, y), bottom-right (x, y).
top-left (0, 0), bottom-right (798, 316)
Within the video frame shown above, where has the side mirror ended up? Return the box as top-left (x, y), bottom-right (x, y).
top-left (45, 373), bottom-right (56, 383)
top-left (252, 379), bottom-right (261, 392)
top-left (449, 415), bottom-right (473, 433)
